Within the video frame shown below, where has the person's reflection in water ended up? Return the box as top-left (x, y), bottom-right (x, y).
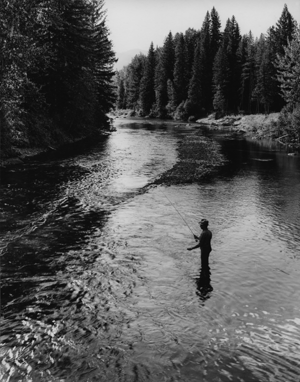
top-left (195, 265), bottom-right (213, 302)
top-left (187, 218), bottom-right (213, 301)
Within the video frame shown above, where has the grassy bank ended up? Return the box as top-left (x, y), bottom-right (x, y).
top-left (196, 113), bottom-right (280, 139)
top-left (112, 109), bottom-right (298, 148)
top-left (196, 112), bottom-right (299, 151)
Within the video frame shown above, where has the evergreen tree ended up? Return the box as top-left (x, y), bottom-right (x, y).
top-left (117, 78), bottom-right (126, 109)
top-left (0, 0), bottom-right (116, 155)
top-left (200, 11), bottom-right (212, 112)
top-left (155, 32), bottom-right (175, 118)
top-left (172, 33), bottom-right (188, 108)
top-left (209, 7), bottom-right (222, 110)
top-left (186, 12), bottom-right (211, 117)
top-left (154, 48), bottom-right (165, 117)
top-left (140, 42), bottom-right (156, 116)
top-left (252, 35), bottom-right (275, 113)
top-left (226, 16), bottom-right (242, 112)
top-left (91, 0), bottom-right (117, 125)
top-left (210, 7), bottom-right (222, 61)
top-left (276, 26), bottom-right (300, 110)
top-left (213, 17), bottom-right (241, 113)
top-left (212, 45), bottom-right (229, 116)
top-left (276, 27), bottom-right (300, 144)
top-left (273, 4), bottom-right (297, 56)
top-left (31, 0), bottom-right (116, 131)
top-left (125, 54), bottom-right (146, 110)
top-left (213, 85), bottom-right (226, 116)
top-left (237, 35), bottom-right (249, 112)
top-left (266, 4), bottom-right (296, 111)
top-left (184, 28), bottom-right (198, 83)
top-left (0, 0), bottom-right (44, 148)
top-left (185, 40), bottom-right (203, 117)
top-left (238, 32), bottom-right (256, 113)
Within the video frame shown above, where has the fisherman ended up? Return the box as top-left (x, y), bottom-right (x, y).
top-left (187, 219), bottom-right (212, 268)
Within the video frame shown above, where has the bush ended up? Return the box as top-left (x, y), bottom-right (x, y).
top-left (291, 104), bottom-right (300, 145)
top-left (277, 104), bottom-right (300, 146)
top-left (173, 101), bottom-right (188, 121)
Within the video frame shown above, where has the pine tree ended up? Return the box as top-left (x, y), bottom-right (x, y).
top-left (185, 41), bottom-right (207, 117)
top-left (32, 0), bottom-right (116, 131)
top-left (227, 16), bottom-right (242, 112)
top-left (237, 35), bottom-right (249, 112)
top-left (210, 7), bottom-right (222, 61)
top-left (276, 26), bottom-right (300, 110)
top-left (213, 16), bottom-right (241, 114)
top-left (200, 11), bottom-right (212, 112)
top-left (238, 32), bottom-right (256, 113)
top-left (184, 28), bottom-right (198, 84)
top-left (91, 0), bottom-right (117, 125)
top-left (213, 85), bottom-right (226, 116)
top-left (274, 4), bottom-right (297, 56)
top-left (126, 54), bottom-right (146, 110)
top-left (0, 0), bottom-right (116, 154)
top-left (155, 32), bottom-right (175, 118)
top-left (186, 12), bottom-right (211, 118)
top-left (0, 0), bottom-right (44, 148)
top-left (266, 4), bottom-right (296, 111)
top-left (252, 35), bottom-right (275, 113)
top-left (173, 33), bottom-right (188, 108)
top-left (212, 45), bottom-right (229, 116)
top-left (117, 78), bottom-right (126, 109)
top-left (140, 42), bottom-right (156, 116)
top-left (275, 26), bottom-right (300, 144)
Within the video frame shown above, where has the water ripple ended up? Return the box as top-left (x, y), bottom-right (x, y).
top-left (1, 122), bottom-right (300, 381)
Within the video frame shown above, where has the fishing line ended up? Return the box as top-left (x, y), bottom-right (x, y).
top-left (159, 188), bottom-right (196, 236)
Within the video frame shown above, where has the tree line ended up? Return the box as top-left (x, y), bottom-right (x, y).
top-left (116, 5), bottom-right (299, 127)
top-left (0, 0), bottom-right (116, 155)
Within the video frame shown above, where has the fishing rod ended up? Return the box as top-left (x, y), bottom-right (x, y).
top-left (159, 189), bottom-right (196, 237)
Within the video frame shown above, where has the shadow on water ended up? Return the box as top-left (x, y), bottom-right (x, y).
top-left (216, 136), bottom-right (279, 178)
top-left (0, 163), bottom-right (90, 233)
top-left (1, 194), bottom-right (109, 309)
top-left (0, 155), bottom-right (111, 326)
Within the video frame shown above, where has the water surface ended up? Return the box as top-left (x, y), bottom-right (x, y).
top-left (1, 119), bottom-right (300, 381)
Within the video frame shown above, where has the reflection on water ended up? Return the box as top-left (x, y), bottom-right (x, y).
top-left (195, 266), bottom-right (213, 303)
top-left (0, 119), bottom-right (300, 381)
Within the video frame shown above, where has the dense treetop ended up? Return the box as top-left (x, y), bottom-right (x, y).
top-left (116, 4), bottom-right (299, 123)
top-left (0, 0), bottom-right (116, 156)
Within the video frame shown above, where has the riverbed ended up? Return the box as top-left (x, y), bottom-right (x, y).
top-left (1, 118), bottom-right (300, 381)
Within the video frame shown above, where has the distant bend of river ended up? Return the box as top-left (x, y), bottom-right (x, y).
top-left (1, 118), bottom-right (300, 382)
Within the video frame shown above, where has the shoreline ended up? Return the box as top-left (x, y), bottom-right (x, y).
top-left (113, 110), bottom-right (299, 150)
top-left (2, 112), bottom-right (298, 169)
top-left (0, 131), bottom-right (111, 169)
top-left (195, 113), bottom-right (280, 140)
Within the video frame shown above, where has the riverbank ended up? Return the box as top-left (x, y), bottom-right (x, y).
top-left (112, 110), bottom-right (284, 142)
top-left (196, 113), bottom-right (280, 140)
top-left (111, 112), bottom-right (286, 185)
top-left (0, 130), bottom-right (111, 169)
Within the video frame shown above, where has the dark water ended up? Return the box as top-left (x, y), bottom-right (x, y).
top-left (1, 119), bottom-right (300, 381)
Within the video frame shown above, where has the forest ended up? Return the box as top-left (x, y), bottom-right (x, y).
top-left (116, 5), bottom-right (300, 145)
top-left (1, 3), bottom-right (300, 159)
top-left (0, 0), bottom-right (116, 158)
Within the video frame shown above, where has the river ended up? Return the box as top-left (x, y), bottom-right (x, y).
top-left (1, 118), bottom-right (300, 381)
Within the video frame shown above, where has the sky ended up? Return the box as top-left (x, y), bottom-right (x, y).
top-left (104, 0), bottom-right (300, 53)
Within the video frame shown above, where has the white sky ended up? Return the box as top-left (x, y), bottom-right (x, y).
top-left (104, 0), bottom-right (300, 53)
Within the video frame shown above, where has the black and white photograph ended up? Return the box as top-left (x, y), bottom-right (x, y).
top-left (1, 0), bottom-right (300, 380)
